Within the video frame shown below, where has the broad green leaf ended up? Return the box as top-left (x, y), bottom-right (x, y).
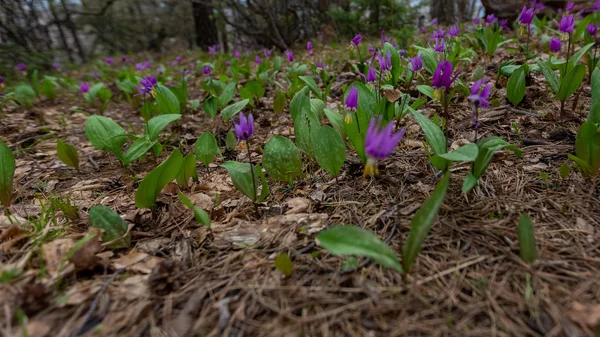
top-left (417, 85), bottom-right (435, 100)
top-left (88, 205), bottom-right (130, 249)
top-left (0, 141), bottom-right (15, 207)
top-left (317, 225), bottom-right (403, 274)
top-left (135, 150), bottom-right (184, 209)
top-left (413, 46), bottom-right (438, 74)
top-left (403, 171), bottom-right (450, 273)
top-left (411, 111), bottom-right (447, 170)
top-left (590, 68), bottom-right (600, 124)
top-left (324, 108), bottom-right (346, 138)
top-left (147, 114), bottom-right (181, 141)
top-left (246, 81), bottom-right (265, 98)
top-left (435, 143), bottom-right (478, 162)
top-left (221, 99), bottom-right (250, 121)
top-left (507, 67), bottom-right (526, 106)
top-left (117, 80), bottom-right (137, 95)
top-left (345, 82), bottom-right (375, 131)
top-left (190, 99), bottom-right (201, 110)
top-left (155, 84), bottom-right (180, 115)
top-left (41, 78), bottom-right (56, 101)
top-left (310, 98), bottom-right (325, 120)
top-left (203, 96), bottom-right (219, 119)
top-left (219, 82), bottom-right (236, 106)
top-left (85, 115), bottom-right (127, 153)
top-left (536, 60), bottom-right (560, 94)
top-left (312, 126), bottom-right (346, 176)
top-left (14, 83), bottom-right (36, 107)
top-left (294, 115), bottom-right (313, 157)
top-left (221, 161), bottom-right (269, 202)
top-left (299, 75), bottom-right (323, 100)
top-left (518, 214), bottom-right (537, 263)
top-left (274, 253), bottom-right (293, 276)
top-left (463, 137), bottom-right (522, 192)
top-left (290, 86), bottom-right (311, 121)
top-left (57, 139), bottom-right (79, 169)
top-left (194, 131), bottom-right (219, 168)
top-left (383, 42), bottom-right (401, 84)
top-left (124, 136), bottom-right (155, 164)
top-left (573, 121), bottom-right (600, 176)
top-left (263, 136), bottom-right (303, 182)
top-left (568, 42), bottom-right (594, 70)
top-left (274, 92), bottom-right (287, 113)
top-left (177, 191), bottom-right (210, 227)
top-left (226, 130), bottom-right (237, 150)
top-left (176, 153), bottom-right (199, 188)
top-left (557, 64), bottom-right (586, 101)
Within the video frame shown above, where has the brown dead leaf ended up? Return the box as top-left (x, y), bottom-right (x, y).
top-left (113, 250), bottom-right (163, 274)
top-left (569, 302), bottom-right (600, 328)
top-left (117, 275), bottom-right (151, 300)
top-left (189, 192), bottom-right (214, 209)
top-left (41, 238), bottom-right (74, 277)
top-left (0, 225), bottom-right (25, 241)
top-left (285, 197), bottom-right (311, 214)
top-left (381, 88), bottom-right (402, 102)
top-left (61, 280), bottom-right (103, 306)
top-left (69, 229), bottom-right (103, 271)
top-left (10, 320), bottom-right (51, 337)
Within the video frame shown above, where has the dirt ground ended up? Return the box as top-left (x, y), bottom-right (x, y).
top-left (1, 46), bottom-right (600, 337)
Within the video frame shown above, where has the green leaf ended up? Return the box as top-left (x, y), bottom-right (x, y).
top-left (221, 99), bottom-right (250, 121)
top-left (590, 68), bottom-right (600, 124)
top-left (155, 84), bottom-right (180, 115)
top-left (246, 80), bottom-right (265, 98)
top-left (290, 86), bottom-right (311, 121)
top-left (226, 130), bottom-right (237, 150)
top-left (294, 114), bottom-right (313, 157)
top-left (14, 83), bottom-right (36, 107)
top-left (176, 153), bottom-right (199, 188)
top-left (190, 99), bottom-right (201, 110)
top-left (536, 60), bottom-right (560, 94)
top-left (573, 121), bottom-right (600, 176)
top-left (299, 75), bottom-right (323, 100)
top-left (463, 137), bottom-right (522, 192)
top-left (203, 96), bottom-right (219, 119)
top-left (0, 141), bottom-right (15, 207)
top-left (324, 108), bottom-right (346, 139)
top-left (85, 115), bottom-right (127, 153)
top-left (317, 225), bottom-right (403, 274)
top-left (274, 92), bottom-right (287, 113)
top-left (310, 98), bottom-right (325, 120)
top-left (41, 78), bottom-right (56, 101)
top-left (403, 171), bottom-right (450, 273)
top-left (194, 131), bottom-right (219, 168)
top-left (219, 82), bottom-right (236, 107)
top-left (177, 191), bottom-right (210, 227)
top-left (117, 80), bottom-right (137, 95)
top-left (517, 214), bottom-right (537, 263)
top-left (383, 42), bottom-right (401, 84)
top-left (413, 46), bottom-right (438, 74)
top-left (559, 163), bottom-right (571, 179)
top-left (507, 67), bottom-right (526, 106)
top-left (312, 126), bottom-right (346, 176)
top-left (221, 161), bottom-right (269, 202)
top-left (568, 42), bottom-right (594, 70)
top-left (263, 136), bottom-right (303, 182)
top-left (124, 136), bottom-right (155, 164)
top-left (557, 64), bottom-right (586, 101)
top-left (146, 114), bottom-right (181, 141)
top-left (135, 150), bottom-right (184, 209)
top-left (274, 253), bottom-right (293, 276)
top-left (57, 139), bottom-right (79, 169)
top-left (435, 143), bottom-right (478, 162)
top-left (345, 82), bottom-right (375, 131)
top-left (88, 205), bottom-right (130, 249)
top-left (411, 110), bottom-right (447, 170)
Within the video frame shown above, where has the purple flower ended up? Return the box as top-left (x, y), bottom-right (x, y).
top-left (264, 49), bottom-right (272, 57)
top-left (176, 56), bottom-right (183, 63)
top-left (431, 18), bottom-right (439, 25)
top-left (468, 78), bottom-right (491, 109)
top-left (565, 2), bottom-right (575, 11)
top-left (52, 62), bottom-right (61, 69)
top-left (202, 65), bottom-right (212, 76)
top-left (587, 23), bottom-right (598, 36)
top-left (432, 60), bottom-right (459, 93)
top-left (136, 61), bottom-right (151, 71)
top-left (499, 19), bottom-right (511, 30)
top-left (104, 57), bottom-right (114, 65)
top-left (554, 14), bottom-right (575, 34)
top-left (284, 49), bottom-right (294, 62)
top-left (345, 87), bottom-right (358, 111)
top-left (234, 112), bottom-right (254, 141)
top-left (473, 18), bottom-right (481, 25)
top-left (447, 26), bottom-right (460, 37)
top-left (359, 66), bottom-right (377, 83)
top-left (363, 117), bottom-right (405, 176)
top-left (16, 63), bottom-right (26, 73)
top-left (351, 34), bottom-right (363, 46)
top-left (208, 45), bottom-right (219, 56)
top-left (226, 61), bottom-right (231, 67)
top-left (519, 6), bottom-right (536, 26)
top-left (79, 82), bottom-right (90, 93)
top-left (532, 0), bottom-right (545, 11)
top-left (121, 56), bottom-right (128, 62)
top-left (255, 56), bottom-right (262, 64)
top-left (399, 49), bottom-right (407, 58)
top-left (434, 38), bottom-right (446, 53)
top-left (0, 75), bottom-right (4, 85)
top-left (315, 60), bottom-right (325, 70)
top-left (594, 0), bottom-right (600, 11)
top-left (92, 72), bottom-right (100, 79)
top-left (549, 37), bottom-right (562, 52)
top-left (136, 75), bottom-right (157, 95)
top-left (420, 27), bottom-right (427, 34)
top-left (486, 14), bottom-right (497, 25)
top-left (431, 29), bottom-right (445, 40)
top-left (409, 54), bottom-right (423, 72)
top-left (234, 51), bottom-right (241, 59)
top-left (307, 41), bottom-right (314, 56)
top-left (377, 51), bottom-right (392, 72)
top-left (157, 67), bottom-right (164, 75)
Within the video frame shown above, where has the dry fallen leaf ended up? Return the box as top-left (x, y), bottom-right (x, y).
top-left (69, 229), bottom-right (103, 271)
top-left (113, 250), bottom-right (163, 274)
top-left (189, 192), bottom-right (214, 210)
top-left (381, 88), bottom-right (402, 102)
top-left (285, 197), bottom-right (311, 214)
top-left (41, 238), bottom-right (74, 277)
top-left (569, 302), bottom-right (600, 328)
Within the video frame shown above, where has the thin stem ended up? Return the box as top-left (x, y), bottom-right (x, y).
top-left (246, 139), bottom-right (257, 204)
top-left (564, 33), bottom-right (572, 78)
top-left (525, 26), bottom-right (530, 62)
top-left (395, 96), bottom-right (408, 132)
top-left (357, 46), bottom-right (363, 64)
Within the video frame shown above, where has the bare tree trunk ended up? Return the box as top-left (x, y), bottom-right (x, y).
top-left (191, 0), bottom-right (219, 49)
top-left (430, 0), bottom-right (457, 25)
top-left (48, 0), bottom-right (74, 62)
top-left (59, 0), bottom-right (86, 61)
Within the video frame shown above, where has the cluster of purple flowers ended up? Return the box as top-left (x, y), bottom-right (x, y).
top-left (284, 49), bottom-right (294, 62)
top-left (79, 82), bottom-right (90, 93)
top-left (208, 45), bottom-right (219, 56)
top-left (363, 117), bottom-right (405, 177)
top-left (136, 75), bottom-right (157, 96)
top-left (432, 61), bottom-right (459, 95)
top-left (136, 61), bottom-right (152, 71)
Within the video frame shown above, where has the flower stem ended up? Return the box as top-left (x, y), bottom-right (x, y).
top-left (246, 139), bottom-right (257, 204)
top-left (525, 26), bottom-right (530, 62)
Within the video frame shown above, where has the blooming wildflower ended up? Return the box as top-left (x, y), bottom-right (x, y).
top-left (468, 78), bottom-right (491, 109)
top-left (532, 0), bottom-right (545, 11)
top-left (104, 57), bottom-right (114, 65)
top-left (473, 18), bottom-right (481, 25)
top-left (306, 41), bottom-right (314, 56)
top-left (431, 18), bottom-right (439, 25)
top-left (377, 51), bottom-right (392, 73)
top-left (351, 34), bottom-right (363, 46)
top-left (499, 19), bottom-right (511, 30)
top-left (234, 112), bottom-right (254, 141)
top-left (431, 29), bottom-right (445, 40)
top-left (136, 75), bottom-right (157, 96)
top-left (284, 49), bottom-right (294, 62)
top-left (359, 66), bottom-right (377, 85)
top-left (587, 23), bottom-right (598, 36)
top-left (226, 61), bottom-right (231, 67)
top-left (176, 56), bottom-right (182, 63)
top-left (121, 56), bottom-right (128, 62)
top-left (549, 37), bottom-right (562, 52)
top-left (486, 14), bottom-right (497, 25)
top-left (344, 87), bottom-right (358, 124)
top-left (234, 51), bottom-right (241, 59)
top-left (594, 0), bottom-right (600, 11)
top-left (255, 56), bottom-right (262, 65)
top-left (409, 54), bottom-right (423, 72)
top-left (315, 60), bottom-right (325, 71)
top-left (157, 67), bottom-right (164, 75)
top-left (363, 117), bottom-right (406, 177)
top-left (519, 6), bottom-right (535, 26)
top-left (565, 2), bottom-right (575, 11)
top-left (16, 63), bottom-right (26, 73)
top-left (208, 45), bottom-right (219, 56)
top-left (92, 72), bottom-right (100, 79)
top-left (432, 60), bottom-right (459, 94)
top-left (399, 49), bottom-right (407, 58)
top-left (434, 38), bottom-right (446, 53)
top-left (554, 14), bottom-right (575, 34)
top-left (264, 49), bottom-right (272, 57)
top-left (447, 26), bottom-right (460, 37)
top-left (420, 27), bottom-right (427, 34)
top-left (202, 65), bottom-right (212, 76)
top-left (53, 62), bottom-right (61, 69)
top-left (79, 82), bottom-right (90, 93)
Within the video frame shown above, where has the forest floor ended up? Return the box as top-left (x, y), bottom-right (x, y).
top-left (1, 45), bottom-right (600, 337)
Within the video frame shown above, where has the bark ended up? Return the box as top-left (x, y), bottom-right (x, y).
top-left (48, 0), bottom-right (74, 62)
top-left (59, 0), bottom-right (86, 61)
top-left (191, 0), bottom-right (219, 49)
top-left (430, 0), bottom-right (457, 25)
